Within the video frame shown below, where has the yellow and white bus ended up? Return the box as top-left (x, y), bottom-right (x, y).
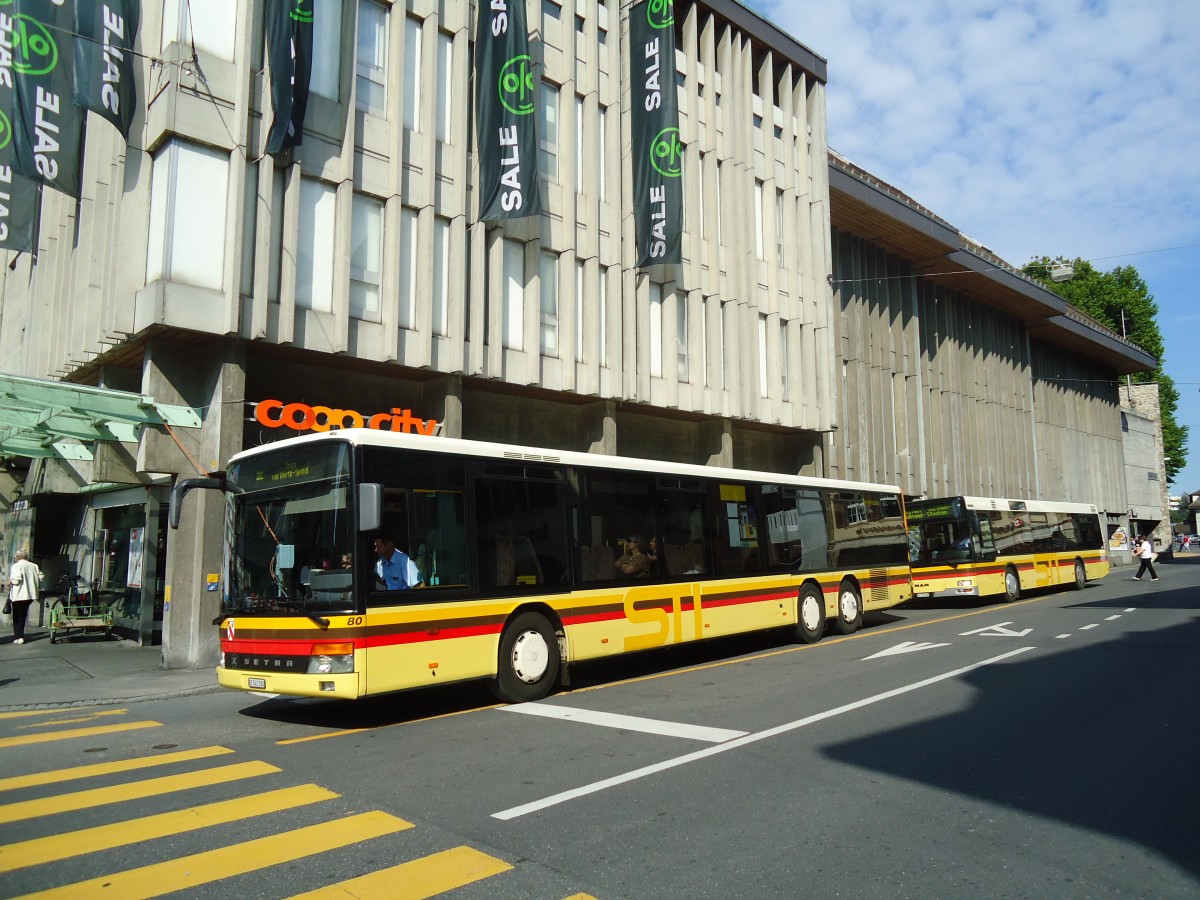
top-left (906, 496), bottom-right (1110, 602)
top-left (171, 430), bottom-right (913, 702)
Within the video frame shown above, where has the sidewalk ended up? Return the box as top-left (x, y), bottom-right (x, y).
top-left (0, 619), bottom-right (221, 712)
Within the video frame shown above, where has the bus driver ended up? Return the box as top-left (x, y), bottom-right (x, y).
top-left (373, 531), bottom-right (423, 590)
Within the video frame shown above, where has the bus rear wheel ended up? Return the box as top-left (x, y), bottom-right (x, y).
top-left (1003, 566), bottom-right (1021, 602)
top-left (493, 612), bottom-right (560, 703)
top-left (795, 584), bottom-right (825, 644)
top-left (833, 580), bottom-right (862, 635)
top-left (1072, 559), bottom-right (1087, 590)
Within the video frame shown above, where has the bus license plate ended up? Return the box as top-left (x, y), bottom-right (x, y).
top-left (247, 677), bottom-right (267, 690)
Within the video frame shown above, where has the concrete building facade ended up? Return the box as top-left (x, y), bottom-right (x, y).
top-left (0, 0), bottom-right (1156, 667)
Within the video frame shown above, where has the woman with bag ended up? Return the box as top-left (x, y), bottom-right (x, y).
top-left (7, 549), bottom-right (44, 645)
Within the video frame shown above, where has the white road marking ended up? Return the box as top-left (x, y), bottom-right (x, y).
top-left (1056, 634), bottom-right (1072, 639)
top-left (1080, 624), bottom-right (1100, 630)
top-left (959, 622), bottom-right (1032, 637)
top-left (493, 647), bottom-right (1035, 821)
top-left (499, 704), bottom-right (747, 743)
top-left (1125, 608), bottom-right (1136, 612)
top-left (1105, 615), bottom-right (1121, 621)
top-left (863, 641), bottom-right (952, 660)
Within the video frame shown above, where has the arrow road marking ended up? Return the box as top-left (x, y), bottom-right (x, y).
top-left (864, 641), bottom-right (952, 660)
top-left (959, 622), bottom-right (1033, 637)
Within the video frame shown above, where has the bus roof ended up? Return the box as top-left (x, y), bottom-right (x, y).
top-left (958, 495), bottom-right (1100, 516)
top-left (228, 429), bottom-right (904, 496)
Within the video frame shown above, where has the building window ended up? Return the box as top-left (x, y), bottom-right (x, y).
top-left (350, 193), bottom-right (383, 320)
top-left (146, 141), bottom-right (229, 292)
top-left (649, 282), bottom-right (663, 378)
top-left (543, 0), bottom-right (562, 23)
top-left (775, 189), bottom-right (785, 262)
top-left (598, 106), bottom-right (608, 201)
top-left (754, 180), bottom-right (765, 260)
top-left (433, 217), bottom-right (450, 336)
top-left (758, 315), bottom-right (769, 397)
top-left (677, 293), bottom-right (688, 382)
top-left (503, 239), bottom-right (525, 350)
top-left (356, 0), bottom-right (388, 115)
top-left (162, 0), bottom-right (235, 60)
top-left (575, 95), bottom-right (585, 194)
top-left (540, 81), bottom-right (559, 180)
top-left (310, 0), bottom-right (344, 100)
top-left (404, 16), bottom-right (423, 131)
top-left (399, 207), bottom-right (418, 328)
top-left (436, 31), bottom-right (453, 142)
top-left (599, 266), bottom-right (609, 366)
top-left (575, 260), bottom-right (585, 361)
top-left (779, 320), bottom-right (790, 402)
top-left (540, 251), bottom-right (559, 357)
top-left (296, 178), bottom-right (337, 312)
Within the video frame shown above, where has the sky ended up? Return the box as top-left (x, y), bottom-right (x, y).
top-left (752, 0), bottom-right (1200, 496)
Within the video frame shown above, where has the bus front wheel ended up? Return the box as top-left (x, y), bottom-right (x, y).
top-left (1004, 566), bottom-right (1021, 602)
top-left (493, 612), bottom-right (560, 703)
top-left (833, 580), bottom-right (862, 635)
top-left (795, 584), bottom-right (826, 644)
top-left (1072, 559), bottom-right (1087, 590)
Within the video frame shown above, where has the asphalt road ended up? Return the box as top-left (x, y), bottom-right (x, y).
top-left (3, 561), bottom-right (1198, 899)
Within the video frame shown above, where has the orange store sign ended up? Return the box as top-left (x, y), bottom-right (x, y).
top-left (254, 399), bottom-right (439, 435)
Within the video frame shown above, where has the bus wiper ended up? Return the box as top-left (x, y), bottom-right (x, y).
top-left (273, 598), bottom-right (331, 629)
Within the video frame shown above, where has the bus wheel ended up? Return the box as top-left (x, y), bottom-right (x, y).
top-left (1003, 566), bottom-right (1021, 602)
top-left (493, 612), bottom-right (560, 703)
top-left (1072, 559), bottom-right (1087, 590)
top-left (795, 584), bottom-right (825, 644)
top-left (833, 580), bottom-right (862, 635)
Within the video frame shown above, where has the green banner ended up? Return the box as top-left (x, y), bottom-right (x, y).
top-left (0, 9), bottom-right (39, 251)
top-left (10, 0), bottom-right (83, 197)
top-left (71, 0), bottom-right (140, 140)
top-left (264, 0), bottom-right (313, 155)
top-left (474, 0), bottom-right (541, 220)
top-left (630, 0), bottom-right (682, 267)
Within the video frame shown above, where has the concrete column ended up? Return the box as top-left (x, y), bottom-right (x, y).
top-left (581, 401), bottom-right (617, 455)
top-left (139, 339), bottom-right (246, 669)
top-left (423, 375), bottom-right (463, 438)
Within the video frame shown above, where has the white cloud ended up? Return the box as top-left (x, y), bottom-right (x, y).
top-left (755, 0), bottom-right (1200, 266)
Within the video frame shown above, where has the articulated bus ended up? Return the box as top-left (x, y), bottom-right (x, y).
top-left (171, 430), bottom-right (913, 703)
top-left (905, 496), bottom-right (1109, 603)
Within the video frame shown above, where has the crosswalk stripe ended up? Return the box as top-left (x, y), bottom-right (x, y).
top-left (0, 760), bottom-right (280, 825)
top-left (0, 721), bottom-right (161, 749)
top-left (0, 746), bottom-right (234, 793)
top-left (285, 846), bottom-right (513, 899)
top-left (14, 810), bottom-right (414, 900)
top-left (0, 784), bottom-right (339, 873)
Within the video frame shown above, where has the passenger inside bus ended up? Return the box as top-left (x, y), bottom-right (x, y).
top-left (615, 535), bottom-right (653, 578)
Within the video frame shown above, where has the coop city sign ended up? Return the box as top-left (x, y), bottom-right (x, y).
top-left (253, 399), bottom-right (439, 435)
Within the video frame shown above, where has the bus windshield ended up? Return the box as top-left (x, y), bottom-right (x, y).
top-left (906, 498), bottom-right (977, 565)
top-left (225, 442), bottom-right (356, 615)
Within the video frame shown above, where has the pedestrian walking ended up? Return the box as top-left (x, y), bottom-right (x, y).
top-left (1131, 534), bottom-right (1159, 582)
top-left (1185, 534), bottom-right (1192, 553)
top-left (7, 549), bottom-right (44, 645)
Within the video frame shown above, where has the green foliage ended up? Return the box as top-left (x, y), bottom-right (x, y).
top-left (1024, 256), bottom-right (1188, 482)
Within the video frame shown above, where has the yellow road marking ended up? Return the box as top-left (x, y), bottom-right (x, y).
top-left (0, 784), bottom-right (338, 873)
top-left (0, 710), bottom-right (84, 721)
top-left (0, 746), bottom-right (234, 793)
top-left (561, 895), bottom-right (601, 900)
top-left (0, 760), bottom-right (280, 825)
top-left (286, 846), bottom-right (512, 899)
top-left (0, 721), bottom-right (161, 749)
top-left (15, 810), bottom-right (413, 899)
top-left (16, 710), bottom-right (130, 729)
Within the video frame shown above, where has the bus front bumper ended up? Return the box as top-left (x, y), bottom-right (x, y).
top-left (217, 666), bottom-right (363, 699)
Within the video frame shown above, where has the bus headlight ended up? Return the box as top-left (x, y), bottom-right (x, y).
top-left (308, 642), bottom-right (355, 675)
top-left (957, 579), bottom-right (974, 589)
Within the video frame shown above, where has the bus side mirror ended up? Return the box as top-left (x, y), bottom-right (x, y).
top-left (359, 482), bottom-right (383, 532)
top-left (169, 474), bottom-right (229, 530)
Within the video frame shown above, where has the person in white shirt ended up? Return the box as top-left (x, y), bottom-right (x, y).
top-left (1131, 535), bottom-right (1159, 582)
top-left (7, 549), bottom-right (44, 645)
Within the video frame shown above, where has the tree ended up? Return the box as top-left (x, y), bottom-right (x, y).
top-left (1024, 257), bottom-right (1188, 482)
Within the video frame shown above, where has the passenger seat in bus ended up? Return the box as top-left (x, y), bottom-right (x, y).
top-left (493, 534), bottom-right (544, 586)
